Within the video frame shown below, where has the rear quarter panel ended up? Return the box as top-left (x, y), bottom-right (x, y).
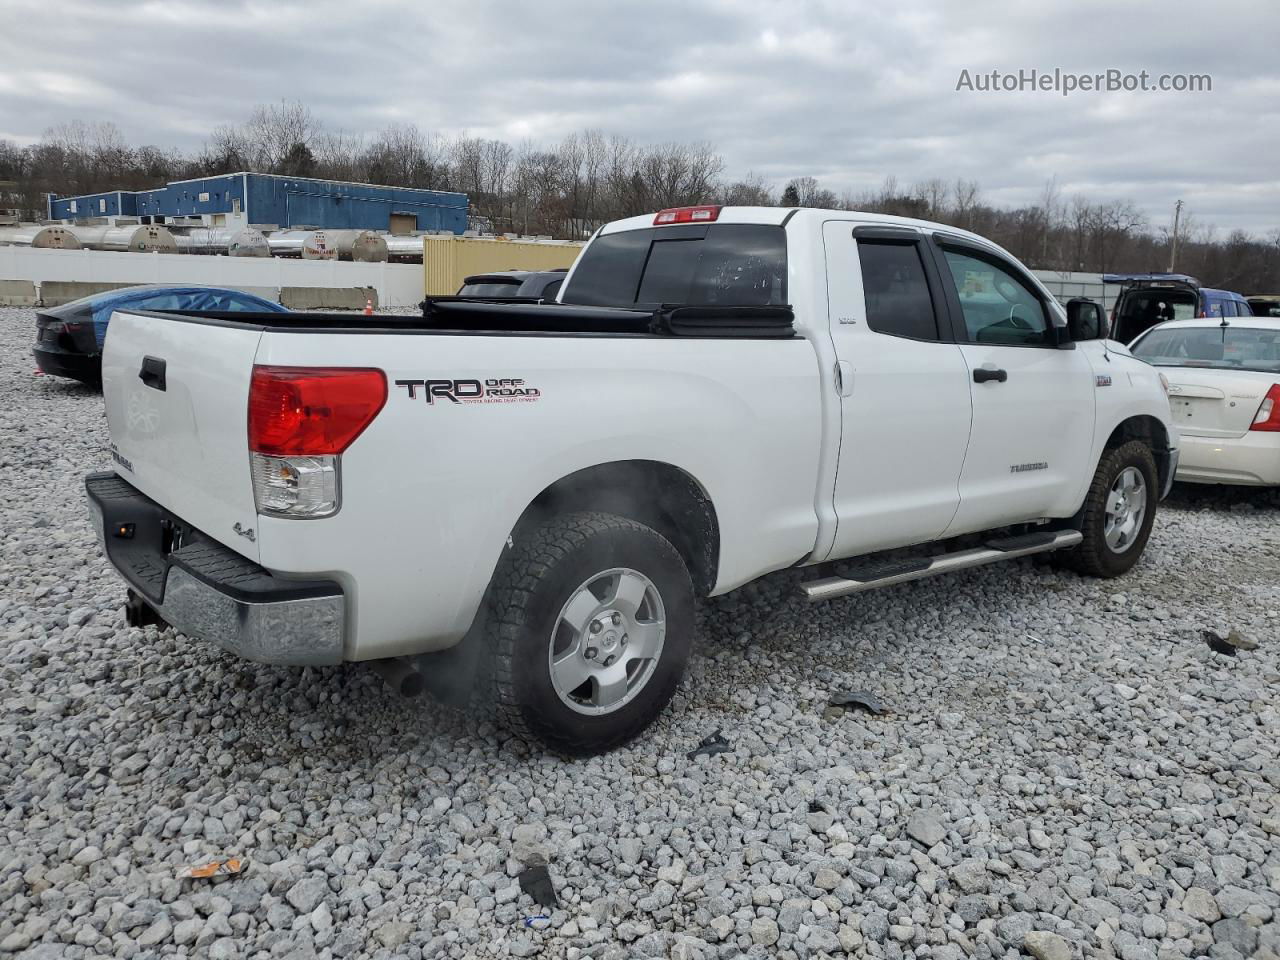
top-left (252, 330), bottom-right (823, 660)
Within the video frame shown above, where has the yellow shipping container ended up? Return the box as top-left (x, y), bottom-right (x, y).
top-left (423, 235), bottom-right (585, 296)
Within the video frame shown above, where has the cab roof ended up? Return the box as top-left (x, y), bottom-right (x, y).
top-left (599, 206), bottom-right (1003, 246)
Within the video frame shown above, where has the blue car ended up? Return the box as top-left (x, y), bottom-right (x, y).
top-left (34, 285), bottom-right (286, 386)
top-left (1105, 273), bottom-right (1254, 343)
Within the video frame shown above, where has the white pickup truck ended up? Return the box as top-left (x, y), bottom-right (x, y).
top-left (86, 205), bottom-right (1178, 753)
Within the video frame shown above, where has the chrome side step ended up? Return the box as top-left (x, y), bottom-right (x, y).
top-left (799, 529), bottom-right (1083, 603)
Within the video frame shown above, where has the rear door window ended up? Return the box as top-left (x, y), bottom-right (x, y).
top-left (562, 224), bottom-right (787, 307)
top-left (1206, 298), bottom-right (1225, 317)
top-left (1235, 299), bottom-right (1253, 317)
top-left (857, 240), bottom-right (940, 341)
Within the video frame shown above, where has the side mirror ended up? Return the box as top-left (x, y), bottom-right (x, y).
top-left (1066, 298), bottom-right (1105, 341)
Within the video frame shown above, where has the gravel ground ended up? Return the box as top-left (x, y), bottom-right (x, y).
top-left (1, 304), bottom-right (1278, 960)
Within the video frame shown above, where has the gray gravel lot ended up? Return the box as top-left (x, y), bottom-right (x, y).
top-left (1, 304), bottom-right (1278, 960)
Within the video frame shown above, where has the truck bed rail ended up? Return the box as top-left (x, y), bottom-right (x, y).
top-left (158, 301), bottom-right (796, 338)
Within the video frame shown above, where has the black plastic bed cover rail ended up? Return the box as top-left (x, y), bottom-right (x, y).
top-left (420, 298), bottom-right (797, 338)
top-left (158, 303), bottom-right (797, 338)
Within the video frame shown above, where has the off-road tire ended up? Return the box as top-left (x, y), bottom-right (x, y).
top-left (1057, 440), bottom-right (1158, 577)
top-left (484, 512), bottom-right (695, 755)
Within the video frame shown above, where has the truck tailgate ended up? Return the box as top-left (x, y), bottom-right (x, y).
top-left (101, 311), bottom-right (263, 562)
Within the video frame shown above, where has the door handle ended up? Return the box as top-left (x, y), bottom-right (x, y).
top-left (139, 356), bottom-right (167, 391)
top-left (835, 360), bottom-right (854, 397)
top-left (973, 367), bottom-right (1007, 384)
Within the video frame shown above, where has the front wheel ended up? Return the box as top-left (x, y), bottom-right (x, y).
top-left (484, 512), bottom-right (695, 754)
top-left (1058, 439), bottom-right (1158, 577)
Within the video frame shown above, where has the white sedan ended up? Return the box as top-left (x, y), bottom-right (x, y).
top-left (1130, 318), bottom-right (1280, 485)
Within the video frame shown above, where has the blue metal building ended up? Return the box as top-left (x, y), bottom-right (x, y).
top-left (48, 173), bottom-right (469, 234)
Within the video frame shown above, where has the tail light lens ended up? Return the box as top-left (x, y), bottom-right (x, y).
top-left (249, 366), bottom-right (387, 456)
top-left (1250, 384), bottom-right (1280, 432)
top-left (248, 366), bottom-right (387, 517)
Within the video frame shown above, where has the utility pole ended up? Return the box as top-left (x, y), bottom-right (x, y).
top-left (1168, 199), bottom-right (1184, 272)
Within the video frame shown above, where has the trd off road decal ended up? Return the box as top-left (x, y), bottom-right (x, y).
top-left (394, 378), bottom-right (541, 405)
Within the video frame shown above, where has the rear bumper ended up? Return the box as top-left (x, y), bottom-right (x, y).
top-left (33, 346), bottom-right (100, 384)
top-left (1176, 432), bottom-right (1280, 486)
top-left (85, 472), bottom-right (346, 665)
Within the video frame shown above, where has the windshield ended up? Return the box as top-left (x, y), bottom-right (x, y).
top-left (561, 223), bottom-right (788, 308)
top-left (1131, 325), bottom-right (1280, 373)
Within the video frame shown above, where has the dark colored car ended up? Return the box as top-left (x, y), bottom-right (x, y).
top-left (1247, 295), bottom-right (1280, 318)
top-left (34, 285), bottom-right (287, 386)
top-left (1105, 273), bottom-right (1253, 342)
top-left (456, 270), bottom-right (568, 301)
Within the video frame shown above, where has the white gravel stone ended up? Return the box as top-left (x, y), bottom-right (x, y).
top-left (2, 304), bottom-right (1279, 958)
top-left (1024, 930), bottom-right (1071, 960)
top-left (750, 916), bottom-right (779, 945)
top-left (906, 809), bottom-right (947, 847)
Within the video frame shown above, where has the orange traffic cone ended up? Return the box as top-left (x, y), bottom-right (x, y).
top-left (363, 298), bottom-right (373, 316)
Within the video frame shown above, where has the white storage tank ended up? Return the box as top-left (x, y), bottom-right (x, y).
top-left (324, 229), bottom-right (389, 263)
top-left (173, 227), bottom-right (271, 258)
top-left (0, 225), bottom-right (83, 249)
top-left (383, 234), bottom-right (424, 262)
top-left (66, 224), bottom-right (178, 253)
top-left (267, 230), bottom-right (338, 260)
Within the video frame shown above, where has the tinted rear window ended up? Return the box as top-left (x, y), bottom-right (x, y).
top-left (459, 281), bottom-right (523, 297)
top-left (562, 224), bottom-right (787, 307)
top-left (1132, 326), bottom-right (1280, 373)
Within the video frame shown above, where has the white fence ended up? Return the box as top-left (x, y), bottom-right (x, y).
top-left (1032, 270), bottom-right (1116, 313)
top-left (0, 246), bottom-right (425, 307)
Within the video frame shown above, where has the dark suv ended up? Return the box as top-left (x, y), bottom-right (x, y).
top-left (1105, 273), bottom-right (1253, 342)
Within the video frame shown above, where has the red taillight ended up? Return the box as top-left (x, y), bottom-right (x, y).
top-left (248, 366), bottom-right (387, 456)
top-left (1250, 384), bottom-right (1280, 432)
top-left (653, 205), bottom-right (720, 225)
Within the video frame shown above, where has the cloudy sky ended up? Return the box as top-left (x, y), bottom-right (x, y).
top-left (1, 0), bottom-right (1277, 233)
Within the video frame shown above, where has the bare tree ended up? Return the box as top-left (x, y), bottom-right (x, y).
top-left (912, 178), bottom-right (949, 220)
top-left (952, 178), bottom-right (981, 230)
top-left (719, 171), bottom-right (775, 206)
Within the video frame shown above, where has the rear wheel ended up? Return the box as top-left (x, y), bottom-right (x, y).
top-left (1058, 440), bottom-right (1157, 577)
top-left (484, 512), bottom-right (695, 754)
